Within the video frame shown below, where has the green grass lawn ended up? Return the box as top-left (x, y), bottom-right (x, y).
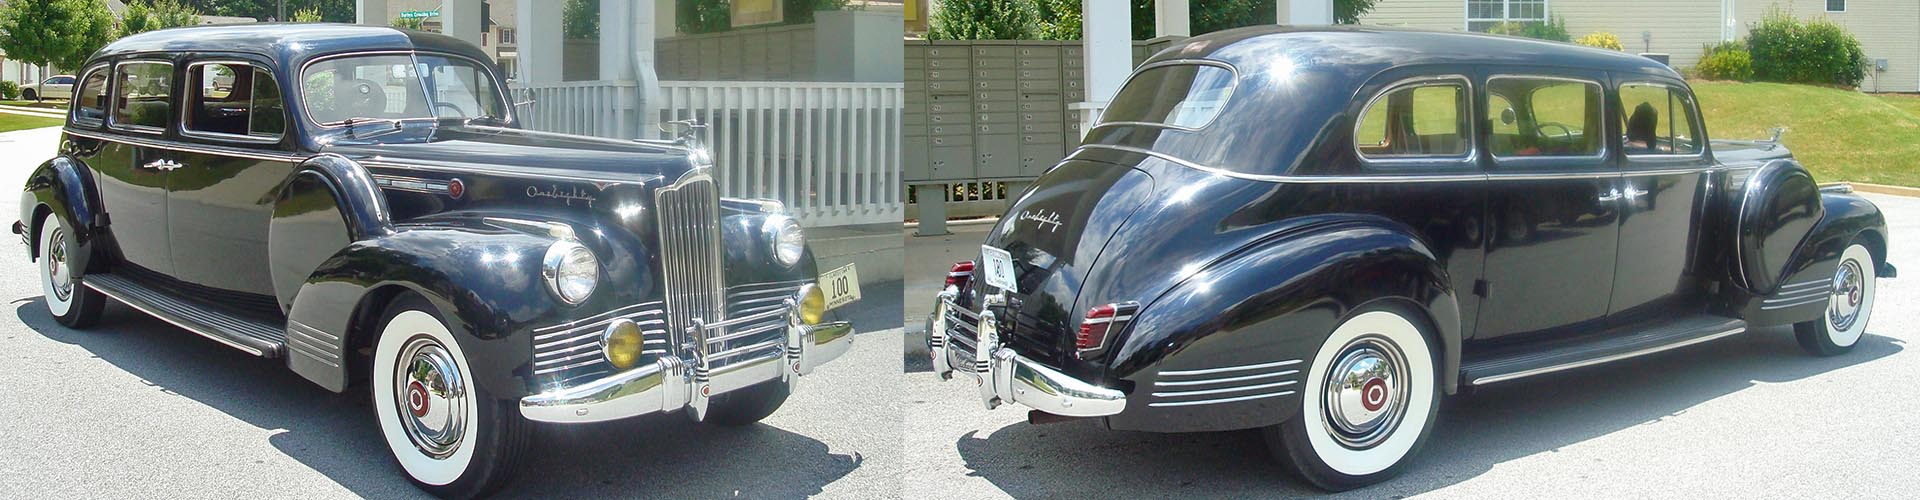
top-left (0, 100), bottom-right (68, 110)
top-left (0, 112), bottom-right (63, 133)
top-left (1694, 81), bottom-right (1920, 187)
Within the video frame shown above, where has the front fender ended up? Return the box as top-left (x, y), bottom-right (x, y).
top-left (20, 155), bottom-right (101, 268)
top-left (1103, 217), bottom-right (1461, 433)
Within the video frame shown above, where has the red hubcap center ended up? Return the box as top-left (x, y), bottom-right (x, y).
top-left (407, 380), bottom-right (430, 417)
top-left (1361, 378), bottom-right (1388, 412)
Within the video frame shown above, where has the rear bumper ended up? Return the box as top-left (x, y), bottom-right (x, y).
top-left (929, 290), bottom-right (1125, 418)
top-left (519, 302), bottom-right (853, 423)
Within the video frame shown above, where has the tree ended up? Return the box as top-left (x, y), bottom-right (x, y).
top-left (193, 0), bottom-right (353, 22)
top-left (0, 0), bottom-right (119, 71)
top-left (928, 0), bottom-right (1035, 40)
top-left (1033, 0), bottom-right (1079, 41)
top-left (151, 0), bottom-right (202, 28)
top-left (123, 0), bottom-right (157, 34)
top-left (391, 15), bottom-right (425, 30)
top-left (565, 0), bottom-right (599, 39)
top-left (291, 6), bottom-right (323, 22)
top-left (678, 0), bottom-right (732, 35)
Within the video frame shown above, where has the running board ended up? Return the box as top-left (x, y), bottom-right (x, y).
top-left (83, 273), bottom-right (286, 358)
top-left (1461, 315), bottom-right (1745, 386)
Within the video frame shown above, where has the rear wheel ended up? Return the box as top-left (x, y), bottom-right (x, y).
top-left (38, 213), bottom-right (103, 328)
top-left (702, 379), bottom-right (792, 426)
top-left (22, 89), bottom-right (36, 101)
top-left (1266, 306), bottom-right (1439, 491)
top-left (371, 294), bottom-right (529, 498)
top-left (1795, 242), bottom-right (1876, 356)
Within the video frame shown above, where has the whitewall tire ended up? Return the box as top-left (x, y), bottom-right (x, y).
top-left (1266, 306), bottom-right (1439, 491)
top-left (371, 294), bottom-right (527, 498)
top-left (1795, 242), bottom-right (1876, 356)
top-left (37, 213), bottom-right (102, 328)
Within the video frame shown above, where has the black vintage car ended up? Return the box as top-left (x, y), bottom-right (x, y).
top-left (15, 24), bottom-right (856, 496)
top-left (927, 27), bottom-right (1893, 490)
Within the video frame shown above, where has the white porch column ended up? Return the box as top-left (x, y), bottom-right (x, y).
top-left (1154, 0), bottom-right (1190, 37)
top-left (439, 0), bottom-right (484, 46)
top-left (1278, 0), bottom-right (1335, 25)
top-left (600, 0), bottom-right (663, 138)
top-left (518, 0), bottom-right (565, 85)
top-left (356, 0), bottom-right (388, 25)
top-left (1073, 0), bottom-right (1131, 138)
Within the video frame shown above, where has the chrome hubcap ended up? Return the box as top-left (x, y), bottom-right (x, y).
top-left (45, 227), bottom-right (71, 302)
top-left (1829, 259), bottom-right (1865, 331)
top-left (396, 337), bottom-right (466, 459)
top-left (1322, 336), bottom-right (1410, 449)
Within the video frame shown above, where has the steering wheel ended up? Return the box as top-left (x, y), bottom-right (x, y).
top-left (433, 101), bottom-right (469, 119)
top-left (1534, 122), bottom-right (1574, 144)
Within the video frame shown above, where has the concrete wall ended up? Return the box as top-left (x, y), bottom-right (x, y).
top-left (1734, 1), bottom-right (1920, 92)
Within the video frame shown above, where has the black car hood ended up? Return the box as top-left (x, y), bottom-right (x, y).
top-left (322, 126), bottom-right (700, 183)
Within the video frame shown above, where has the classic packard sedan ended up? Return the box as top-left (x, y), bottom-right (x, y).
top-left (16, 25), bottom-right (855, 496)
top-left (928, 27), bottom-right (1893, 490)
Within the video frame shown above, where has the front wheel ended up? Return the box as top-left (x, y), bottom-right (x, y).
top-left (1265, 306), bottom-right (1440, 491)
top-left (38, 213), bottom-right (103, 328)
top-left (371, 294), bottom-right (529, 498)
top-left (22, 89), bottom-right (36, 101)
top-left (1795, 242), bottom-right (1877, 356)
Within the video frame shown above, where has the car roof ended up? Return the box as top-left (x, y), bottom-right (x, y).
top-left (89, 23), bottom-right (490, 68)
top-left (1150, 25), bottom-right (1678, 78)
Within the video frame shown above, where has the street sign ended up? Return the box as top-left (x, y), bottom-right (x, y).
top-left (400, 10), bottom-right (438, 19)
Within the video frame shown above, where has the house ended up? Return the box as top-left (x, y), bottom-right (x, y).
top-left (1362, 0), bottom-right (1920, 92)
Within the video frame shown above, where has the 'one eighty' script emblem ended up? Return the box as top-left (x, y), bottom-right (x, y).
top-left (1019, 209), bottom-right (1064, 233)
top-left (527, 184), bottom-right (598, 207)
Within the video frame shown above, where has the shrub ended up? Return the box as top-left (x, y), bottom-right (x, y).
top-left (1486, 16), bottom-right (1571, 42)
top-left (1747, 8), bottom-right (1866, 87)
top-left (0, 81), bottom-right (17, 100)
top-left (1696, 44), bottom-right (1754, 81)
top-left (1576, 32), bottom-right (1625, 51)
top-left (929, 0), bottom-right (1035, 40)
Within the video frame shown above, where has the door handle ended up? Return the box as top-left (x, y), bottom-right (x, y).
top-left (1623, 186), bottom-right (1649, 200)
top-left (141, 160), bottom-right (183, 171)
top-left (1597, 189), bottom-right (1623, 202)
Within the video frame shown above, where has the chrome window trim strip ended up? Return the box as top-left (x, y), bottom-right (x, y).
top-left (1354, 74), bottom-right (1478, 165)
top-left (63, 128), bottom-right (301, 162)
top-left (107, 60), bottom-right (177, 136)
top-left (357, 159), bottom-right (663, 186)
top-left (1147, 390), bottom-right (1296, 408)
top-left (1471, 326), bottom-right (1746, 385)
top-left (1159, 359), bottom-right (1303, 377)
top-left (1082, 144), bottom-right (1760, 184)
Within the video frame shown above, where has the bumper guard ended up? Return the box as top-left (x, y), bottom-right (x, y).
top-left (929, 289), bottom-right (1125, 417)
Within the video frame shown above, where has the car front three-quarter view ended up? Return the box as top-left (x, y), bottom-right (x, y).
top-left (14, 24), bottom-right (857, 497)
top-left (926, 26), bottom-right (1893, 491)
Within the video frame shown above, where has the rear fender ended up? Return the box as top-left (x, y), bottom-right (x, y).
top-left (1103, 217), bottom-right (1461, 433)
top-left (1741, 191), bottom-right (1888, 326)
top-left (20, 156), bottom-right (101, 270)
top-left (1733, 160), bottom-right (1822, 294)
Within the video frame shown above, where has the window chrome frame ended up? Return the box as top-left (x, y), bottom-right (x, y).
top-left (1353, 74), bottom-right (1478, 167)
top-left (178, 59), bottom-right (286, 145)
top-left (296, 50), bottom-right (515, 129)
top-left (1484, 74), bottom-right (1610, 168)
top-left (67, 63), bottom-right (113, 128)
top-left (107, 60), bottom-right (176, 136)
top-left (1616, 80), bottom-right (1708, 162)
top-left (1089, 59), bottom-right (1240, 133)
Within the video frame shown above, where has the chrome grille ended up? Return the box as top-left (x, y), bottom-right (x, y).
top-left (706, 280), bottom-right (807, 365)
top-left (656, 171), bottom-right (726, 364)
top-left (530, 302), bottom-right (670, 382)
top-left (944, 303), bottom-right (981, 356)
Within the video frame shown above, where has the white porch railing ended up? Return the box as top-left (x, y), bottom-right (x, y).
top-left (510, 80), bottom-right (903, 228)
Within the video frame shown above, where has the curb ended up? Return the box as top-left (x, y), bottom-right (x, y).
top-left (1847, 182), bottom-right (1920, 198)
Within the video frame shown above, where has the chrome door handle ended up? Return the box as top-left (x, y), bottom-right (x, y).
top-left (1623, 187), bottom-right (1649, 199)
top-left (1597, 189), bottom-right (1623, 202)
top-left (141, 160), bottom-right (183, 171)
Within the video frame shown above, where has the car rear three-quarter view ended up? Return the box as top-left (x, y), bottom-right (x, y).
top-left (924, 26), bottom-right (1892, 491)
top-left (14, 24), bottom-right (860, 498)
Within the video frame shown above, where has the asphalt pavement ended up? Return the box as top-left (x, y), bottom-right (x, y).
top-left (0, 127), bottom-right (907, 499)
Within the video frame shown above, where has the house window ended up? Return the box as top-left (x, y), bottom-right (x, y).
top-left (1827, 0), bottom-right (1846, 12)
top-left (499, 28), bottom-right (515, 45)
top-left (1467, 0), bottom-right (1549, 32)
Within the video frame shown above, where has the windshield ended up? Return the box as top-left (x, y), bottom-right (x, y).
top-left (301, 53), bottom-right (506, 126)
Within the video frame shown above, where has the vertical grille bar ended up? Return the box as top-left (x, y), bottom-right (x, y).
top-left (656, 171), bottom-right (726, 366)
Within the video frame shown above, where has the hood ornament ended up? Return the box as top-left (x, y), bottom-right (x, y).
top-left (661, 120), bottom-right (713, 168)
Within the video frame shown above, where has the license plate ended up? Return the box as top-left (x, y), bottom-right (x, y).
top-left (820, 263), bottom-right (861, 310)
top-left (979, 245), bottom-right (1017, 294)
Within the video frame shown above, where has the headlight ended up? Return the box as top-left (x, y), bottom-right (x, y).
top-left (542, 241), bottom-right (598, 305)
top-left (798, 283), bottom-right (826, 325)
top-left (765, 215), bottom-right (805, 267)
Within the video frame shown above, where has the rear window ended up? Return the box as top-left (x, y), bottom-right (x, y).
top-left (1100, 63), bottom-right (1235, 129)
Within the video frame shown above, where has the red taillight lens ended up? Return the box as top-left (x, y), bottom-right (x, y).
top-left (946, 261), bottom-right (975, 288)
top-left (1075, 304), bottom-right (1118, 353)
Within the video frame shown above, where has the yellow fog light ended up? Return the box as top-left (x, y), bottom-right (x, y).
top-left (798, 284), bottom-right (827, 325)
top-left (601, 319), bottom-right (645, 370)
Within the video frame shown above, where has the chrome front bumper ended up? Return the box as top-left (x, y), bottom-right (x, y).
top-left (929, 290), bottom-right (1126, 417)
top-left (519, 302), bottom-right (854, 423)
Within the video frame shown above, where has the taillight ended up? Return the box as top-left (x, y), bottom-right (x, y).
top-left (1075, 301), bottom-right (1138, 359)
top-left (946, 261), bottom-right (975, 288)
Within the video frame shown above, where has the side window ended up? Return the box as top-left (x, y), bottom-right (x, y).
top-left (72, 69), bottom-right (110, 125)
top-left (1355, 79), bottom-right (1469, 159)
top-left (1486, 77), bottom-right (1604, 159)
top-left (1618, 83), bottom-right (1700, 156)
top-left (51, 76), bottom-right (76, 85)
top-left (184, 62), bottom-right (284, 139)
top-left (113, 62), bottom-right (173, 132)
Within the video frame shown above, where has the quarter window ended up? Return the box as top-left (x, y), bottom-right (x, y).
top-left (184, 62), bottom-right (285, 139)
top-left (1486, 77), bottom-right (1604, 159)
top-left (1101, 63), bottom-right (1236, 130)
top-left (112, 62), bottom-right (173, 132)
top-left (1355, 80), bottom-right (1469, 158)
top-left (71, 69), bottom-right (110, 124)
top-left (1618, 83), bottom-right (1700, 156)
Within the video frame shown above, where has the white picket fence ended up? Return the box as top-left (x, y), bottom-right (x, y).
top-left (511, 80), bottom-right (903, 228)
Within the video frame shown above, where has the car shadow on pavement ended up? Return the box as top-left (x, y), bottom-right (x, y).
top-left (952, 325), bottom-right (1903, 498)
top-left (17, 300), bottom-right (860, 499)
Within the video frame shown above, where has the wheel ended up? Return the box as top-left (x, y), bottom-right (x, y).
top-left (1265, 305), bottom-right (1440, 491)
top-left (702, 379), bottom-right (792, 426)
top-left (1795, 242), bottom-right (1876, 356)
top-left (371, 294), bottom-right (529, 498)
top-left (22, 89), bottom-right (36, 101)
top-left (37, 213), bottom-right (104, 328)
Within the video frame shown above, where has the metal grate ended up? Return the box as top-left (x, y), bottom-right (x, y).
top-left (656, 171), bottom-right (728, 365)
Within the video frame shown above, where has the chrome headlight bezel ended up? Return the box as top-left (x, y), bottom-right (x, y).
top-left (763, 215), bottom-right (805, 267)
top-left (542, 241), bottom-right (599, 305)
